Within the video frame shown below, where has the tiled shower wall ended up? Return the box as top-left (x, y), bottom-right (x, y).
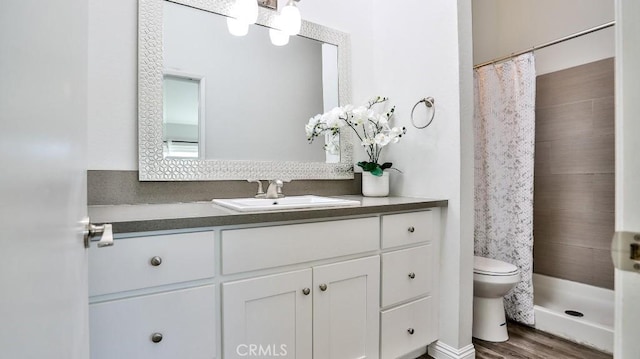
top-left (533, 58), bottom-right (615, 290)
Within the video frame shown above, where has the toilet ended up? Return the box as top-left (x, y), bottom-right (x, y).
top-left (472, 256), bottom-right (521, 342)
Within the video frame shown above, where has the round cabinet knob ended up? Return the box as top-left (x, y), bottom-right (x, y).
top-left (407, 226), bottom-right (415, 233)
top-left (319, 283), bottom-right (328, 291)
top-left (150, 256), bottom-right (162, 266)
top-left (407, 328), bottom-right (415, 335)
top-left (408, 272), bottom-right (416, 279)
top-left (151, 333), bottom-right (163, 343)
top-left (302, 288), bottom-right (311, 295)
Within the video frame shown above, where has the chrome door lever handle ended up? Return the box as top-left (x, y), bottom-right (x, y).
top-left (83, 218), bottom-right (114, 248)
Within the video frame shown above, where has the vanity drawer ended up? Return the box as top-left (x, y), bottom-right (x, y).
top-left (381, 244), bottom-right (434, 307)
top-left (381, 210), bottom-right (436, 249)
top-left (380, 297), bottom-right (436, 359)
top-left (89, 231), bottom-right (215, 296)
top-left (221, 217), bottom-right (379, 274)
top-left (89, 285), bottom-right (216, 359)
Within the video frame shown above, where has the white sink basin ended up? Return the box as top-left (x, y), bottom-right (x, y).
top-left (212, 195), bottom-right (361, 212)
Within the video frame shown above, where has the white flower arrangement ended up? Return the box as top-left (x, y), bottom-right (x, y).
top-left (306, 96), bottom-right (406, 176)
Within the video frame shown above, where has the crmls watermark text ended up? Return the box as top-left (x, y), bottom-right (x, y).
top-left (236, 344), bottom-right (288, 357)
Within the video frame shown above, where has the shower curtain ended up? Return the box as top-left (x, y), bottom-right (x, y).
top-left (474, 52), bottom-right (536, 325)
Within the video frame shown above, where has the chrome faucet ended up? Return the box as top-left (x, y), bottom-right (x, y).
top-left (248, 179), bottom-right (287, 199)
top-left (266, 179), bottom-right (284, 199)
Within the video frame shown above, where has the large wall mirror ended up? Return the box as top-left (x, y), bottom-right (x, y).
top-left (139, 0), bottom-right (353, 180)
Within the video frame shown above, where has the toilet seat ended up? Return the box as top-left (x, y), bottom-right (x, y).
top-left (473, 256), bottom-right (519, 276)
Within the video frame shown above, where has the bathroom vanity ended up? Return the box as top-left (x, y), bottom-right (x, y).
top-left (87, 197), bottom-right (446, 359)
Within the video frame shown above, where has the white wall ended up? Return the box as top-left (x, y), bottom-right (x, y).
top-left (473, 0), bottom-right (615, 75)
top-left (88, 0), bottom-right (139, 170)
top-left (368, 0), bottom-right (475, 353)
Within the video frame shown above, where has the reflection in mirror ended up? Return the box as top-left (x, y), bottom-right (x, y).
top-left (138, 0), bottom-right (353, 180)
top-left (163, 1), bottom-right (338, 162)
top-left (163, 73), bottom-right (204, 158)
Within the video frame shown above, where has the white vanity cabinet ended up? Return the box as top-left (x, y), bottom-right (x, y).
top-left (88, 205), bottom-right (442, 359)
top-left (380, 211), bottom-right (439, 358)
top-left (222, 256), bottom-right (380, 359)
top-left (88, 230), bottom-right (217, 359)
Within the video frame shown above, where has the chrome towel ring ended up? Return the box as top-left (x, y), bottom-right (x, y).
top-left (410, 97), bottom-right (435, 129)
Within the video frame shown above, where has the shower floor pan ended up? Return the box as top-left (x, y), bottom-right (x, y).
top-left (533, 274), bottom-right (613, 354)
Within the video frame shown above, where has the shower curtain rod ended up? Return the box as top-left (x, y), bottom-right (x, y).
top-left (473, 21), bottom-right (616, 69)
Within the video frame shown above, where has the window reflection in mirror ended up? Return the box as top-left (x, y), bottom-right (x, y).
top-left (162, 73), bottom-right (204, 159)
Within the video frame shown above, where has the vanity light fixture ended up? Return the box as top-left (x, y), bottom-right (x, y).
top-left (226, 0), bottom-right (259, 36)
top-left (269, 15), bottom-right (290, 46)
top-left (227, 17), bottom-right (250, 37)
top-left (280, 0), bottom-right (302, 36)
top-left (226, 0), bottom-right (302, 44)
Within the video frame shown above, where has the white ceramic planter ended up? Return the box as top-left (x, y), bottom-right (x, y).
top-left (362, 172), bottom-right (389, 197)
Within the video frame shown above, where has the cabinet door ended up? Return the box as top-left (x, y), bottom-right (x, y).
top-left (223, 269), bottom-right (312, 359)
top-left (89, 285), bottom-right (216, 359)
top-left (313, 256), bottom-right (380, 359)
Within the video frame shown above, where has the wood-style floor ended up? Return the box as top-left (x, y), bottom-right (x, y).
top-left (417, 321), bottom-right (612, 359)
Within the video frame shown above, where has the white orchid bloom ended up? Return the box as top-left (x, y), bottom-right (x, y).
top-left (306, 114), bottom-right (321, 126)
top-left (351, 106), bottom-right (368, 125)
top-left (374, 133), bottom-right (391, 147)
top-left (322, 107), bottom-right (345, 128)
top-left (305, 114), bottom-right (323, 137)
top-left (306, 97), bottom-right (404, 172)
top-left (376, 113), bottom-right (389, 126)
top-left (389, 126), bottom-right (405, 143)
top-left (305, 123), bottom-right (315, 137)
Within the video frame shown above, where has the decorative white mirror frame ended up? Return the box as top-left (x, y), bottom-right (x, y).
top-left (138, 0), bottom-right (353, 181)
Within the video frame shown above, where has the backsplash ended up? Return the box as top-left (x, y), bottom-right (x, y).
top-left (88, 170), bottom-right (362, 205)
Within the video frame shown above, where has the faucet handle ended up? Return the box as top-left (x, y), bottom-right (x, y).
top-left (247, 179), bottom-right (265, 198)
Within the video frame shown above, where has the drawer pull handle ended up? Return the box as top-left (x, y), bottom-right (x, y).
top-left (150, 256), bottom-right (163, 267)
top-left (408, 272), bottom-right (416, 279)
top-left (302, 288), bottom-right (311, 295)
top-left (408, 226), bottom-right (415, 233)
top-left (319, 283), bottom-right (328, 291)
top-left (151, 333), bottom-right (163, 343)
top-left (407, 328), bottom-right (415, 335)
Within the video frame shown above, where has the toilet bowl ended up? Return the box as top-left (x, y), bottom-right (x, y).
top-left (472, 256), bottom-right (521, 342)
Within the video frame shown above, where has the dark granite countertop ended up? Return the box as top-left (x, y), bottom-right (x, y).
top-left (88, 196), bottom-right (448, 233)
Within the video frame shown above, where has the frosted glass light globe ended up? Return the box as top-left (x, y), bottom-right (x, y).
top-left (227, 17), bottom-right (249, 36)
top-left (269, 28), bottom-right (290, 46)
top-left (280, 1), bottom-right (301, 35)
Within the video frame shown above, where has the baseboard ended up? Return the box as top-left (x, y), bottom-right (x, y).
top-left (428, 341), bottom-right (475, 359)
top-left (398, 346), bottom-right (427, 359)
